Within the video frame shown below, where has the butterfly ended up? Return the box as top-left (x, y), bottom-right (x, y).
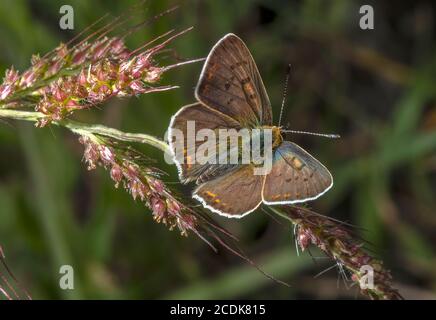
top-left (169, 34), bottom-right (333, 218)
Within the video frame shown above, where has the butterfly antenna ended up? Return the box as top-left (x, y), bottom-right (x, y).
top-left (278, 64), bottom-right (292, 127)
top-left (282, 129), bottom-right (340, 139)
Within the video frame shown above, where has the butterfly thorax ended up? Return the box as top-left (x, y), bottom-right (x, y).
top-left (264, 126), bottom-right (283, 149)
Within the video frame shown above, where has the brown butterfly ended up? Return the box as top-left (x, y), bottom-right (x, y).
top-left (169, 34), bottom-right (333, 218)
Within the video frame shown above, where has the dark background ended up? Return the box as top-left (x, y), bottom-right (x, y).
top-left (0, 0), bottom-right (435, 299)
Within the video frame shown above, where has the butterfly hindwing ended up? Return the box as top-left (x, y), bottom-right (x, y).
top-left (196, 33), bottom-right (272, 127)
top-left (193, 165), bottom-right (265, 217)
top-left (262, 141), bottom-right (333, 204)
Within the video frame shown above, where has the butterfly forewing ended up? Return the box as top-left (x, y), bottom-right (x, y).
top-left (193, 165), bottom-right (264, 217)
top-left (169, 102), bottom-right (242, 184)
top-left (262, 142), bottom-right (333, 204)
top-left (196, 33), bottom-right (272, 127)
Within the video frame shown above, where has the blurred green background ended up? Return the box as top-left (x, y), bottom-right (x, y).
top-left (0, 0), bottom-right (435, 299)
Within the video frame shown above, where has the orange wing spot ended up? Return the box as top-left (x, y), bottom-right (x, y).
top-left (243, 83), bottom-right (256, 97)
top-left (272, 194), bottom-right (281, 200)
top-left (205, 191), bottom-right (217, 198)
top-left (186, 155), bottom-right (194, 169)
top-left (284, 193), bottom-right (291, 198)
top-left (206, 64), bottom-right (216, 79)
top-left (292, 157), bottom-right (304, 170)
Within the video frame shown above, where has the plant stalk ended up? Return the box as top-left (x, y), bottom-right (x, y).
top-left (0, 109), bottom-right (170, 153)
